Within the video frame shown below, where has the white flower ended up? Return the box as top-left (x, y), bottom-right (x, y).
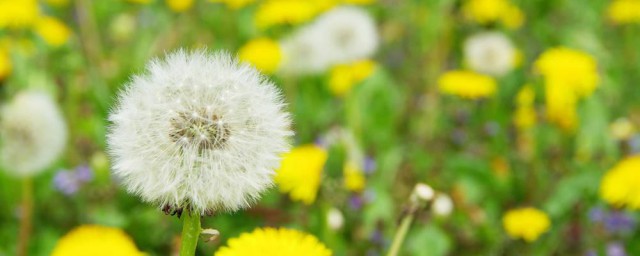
top-left (0, 91), bottom-right (67, 177)
top-left (464, 31), bottom-right (516, 76)
top-left (412, 183), bottom-right (435, 202)
top-left (107, 49), bottom-right (292, 215)
top-left (312, 6), bottom-right (379, 65)
top-left (278, 6), bottom-right (379, 75)
top-left (326, 207), bottom-right (344, 230)
top-left (432, 194), bottom-right (454, 217)
top-left (279, 27), bottom-right (333, 75)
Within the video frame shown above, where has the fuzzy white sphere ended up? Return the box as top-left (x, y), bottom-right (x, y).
top-left (278, 6), bottom-right (379, 75)
top-left (107, 49), bottom-right (292, 214)
top-left (464, 31), bottom-right (516, 77)
top-left (313, 6), bottom-right (379, 65)
top-left (0, 91), bottom-right (67, 177)
top-left (432, 194), bottom-right (454, 217)
top-left (279, 27), bottom-right (333, 75)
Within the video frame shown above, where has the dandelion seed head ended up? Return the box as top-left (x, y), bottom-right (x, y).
top-left (107, 49), bottom-right (292, 214)
top-left (464, 31), bottom-right (516, 76)
top-left (0, 91), bottom-right (67, 177)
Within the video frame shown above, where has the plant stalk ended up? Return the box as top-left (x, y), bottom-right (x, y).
top-left (386, 213), bottom-right (415, 256)
top-left (17, 178), bottom-right (33, 256)
top-left (179, 209), bottom-right (201, 256)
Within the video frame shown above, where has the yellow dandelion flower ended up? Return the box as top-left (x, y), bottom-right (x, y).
top-left (0, 47), bottom-right (11, 80)
top-left (500, 4), bottom-right (524, 29)
top-left (513, 85), bottom-right (536, 130)
top-left (328, 60), bottom-right (376, 97)
top-left (51, 225), bottom-right (144, 256)
top-left (462, 0), bottom-right (524, 29)
top-left (275, 144), bottom-right (328, 204)
top-left (35, 16), bottom-right (72, 47)
top-left (544, 81), bottom-right (578, 132)
top-left (254, 0), bottom-right (320, 29)
top-left (600, 156), bottom-right (640, 209)
top-left (463, 0), bottom-right (508, 24)
top-left (343, 161), bottom-right (365, 192)
top-left (166, 0), bottom-right (194, 12)
top-left (0, 0), bottom-right (40, 29)
top-left (215, 227), bottom-right (332, 256)
top-left (534, 47), bottom-right (599, 98)
top-left (607, 0), bottom-right (640, 24)
top-left (502, 207), bottom-right (551, 242)
top-left (209, 0), bottom-right (256, 9)
top-left (438, 70), bottom-right (497, 99)
top-left (238, 37), bottom-right (282, 74)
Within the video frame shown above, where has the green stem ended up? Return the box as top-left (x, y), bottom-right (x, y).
top-left (386, 213), bottom-right (415, 256)
top-left (179, 209), bottom-right (201, 256)
top-left (17, 178), bottom-right (33, 256)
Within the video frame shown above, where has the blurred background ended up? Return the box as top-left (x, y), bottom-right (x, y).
top-left (1, 0), bottom-right (640, 255)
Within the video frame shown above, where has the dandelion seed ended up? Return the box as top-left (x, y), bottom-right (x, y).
top-left (107, 49), bottom-right (292, 215)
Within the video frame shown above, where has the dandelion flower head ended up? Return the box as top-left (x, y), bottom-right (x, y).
top-left (0, 0), bottom-right (40, 29)
top-left (51, 225), bottom-right (144, 256)
top-left (166, 0), bottom-right (194, 12)
top-left (600, 155), bottom-right (640, 209)
top-left (328, 59), bottom-right (376, 97)
top-left (0, 47), bottom-right (11, 80)
top-left (464, 31), bottom-right (516, 77)
top-left (607, 0), bottom-right (640, 24)
top-left (275, 144), bottom-right (328, 204)
top-left (0, 91), bottom-right (67, 177)
top-left (343, 161), bottom-right (365, 192)
top-left (311, 6), bottom-right (379, 65)
top-left (502, 207), bottom-right (551, 242)
top-left (215, 227), bottom-right (332, 256)
top-left (254, 0), bottom-right (321, 29)
top-left (438, 70), bottom-right (497, 99)
top-left (462, 0), bottom-right (524, 28)
top-left (238, 37), bottom-right (282, 74)
top-left (35, 16), bottom-right (72, 47)
top-left (107, 49), bottom-right (292, 214)
top-left (534, 47), bottom-right (599, 98)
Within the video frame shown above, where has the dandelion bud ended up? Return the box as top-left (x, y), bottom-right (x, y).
top-left (107, 49), bottom-right (292, 215)
top-left (412, 183), bottom-right (434, 202)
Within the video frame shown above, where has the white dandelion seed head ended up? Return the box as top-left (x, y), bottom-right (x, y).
top-left (432, 194), bottom-right (454, 217)
top-left (464, 31), bottom-right (516, 77)
top-left (313, 6), bottom-right (379, 65)
top-left (107, 49), bottom-right (293, 214)
top-left (279, 27), bottom-right (333, 75)
top-left (0, 91), bottom-right (67, 177)
top-left (326, 207), bottom-right (344, 230)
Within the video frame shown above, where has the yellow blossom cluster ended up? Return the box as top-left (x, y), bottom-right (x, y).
top-left (607, 0), bottom-right (640, 24)
top-left (462, 0), bottom-right (525, 29)
top-left (438, 70), bottom-right (497, 99)
top-left (51, 225), bottom-right (144, 256)
top-left (216, 227), bottom-right (332, 256)
top-left (275, 144), bottom-right (328, 204)
top-left (600, 155), bottom-right (640, 209)
top-left (534, 47), bottom-right (599, 131)
top-left (502, 207), bottom-right (551, 242)
top-left (328, 60), bottom-right (376, 97)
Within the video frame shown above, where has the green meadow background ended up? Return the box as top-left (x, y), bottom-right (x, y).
top-left (1, 0), bottom-right (639, 255)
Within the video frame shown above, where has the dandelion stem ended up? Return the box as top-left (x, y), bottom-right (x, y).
top-left (179, 209), bottom-right (201, 256)
top-left (386, 213), bottom-right (415, 256)
top-left (17, 178), bottom-right (33, 256)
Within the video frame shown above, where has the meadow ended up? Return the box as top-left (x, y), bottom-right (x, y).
top-left (1, 0), bottom-right (640, 255)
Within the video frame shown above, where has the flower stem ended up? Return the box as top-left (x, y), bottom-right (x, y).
top-left (386, 213), bottom-right (415, 256)
top-left (17, 178), bottom-right (33, 256)
top-left (179, 209), bottom-right (201, 256)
